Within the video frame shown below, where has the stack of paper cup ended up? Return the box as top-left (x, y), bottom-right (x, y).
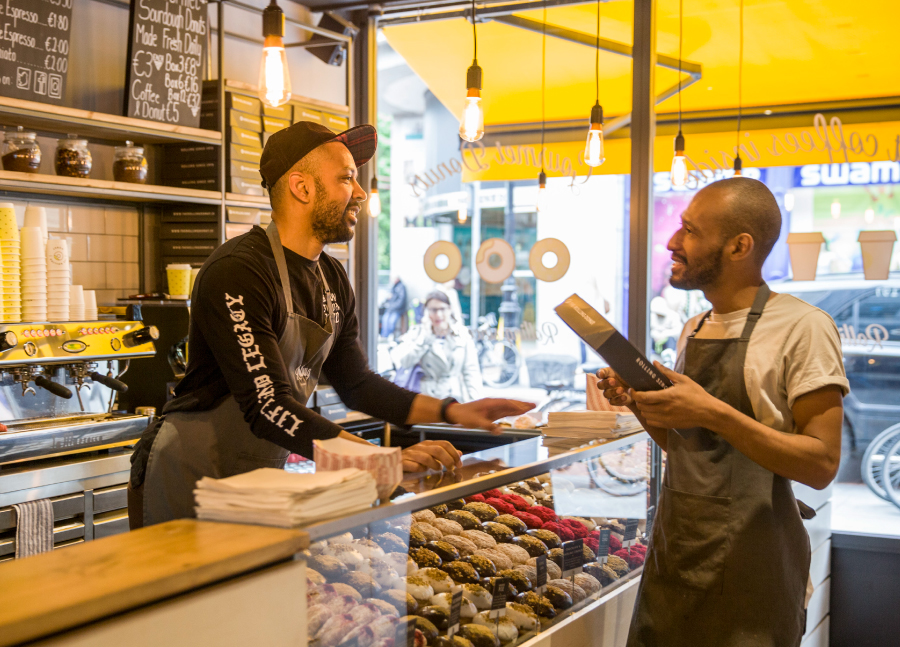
top-left (83, 290), bottom-right (98, 320)
top-left (69, 285), bottom-right (85, 321)
top-left (23, 205), bottom-right (48, 245)
top-left (20, 226), bottom-right (47, 322)
top-left (0, 203), bottom-right (20, 323)
top-left (46, 238), bottom-right (70, 321)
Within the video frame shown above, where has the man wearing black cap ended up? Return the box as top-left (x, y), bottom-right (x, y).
top-left (128, 122), bottom-right (532, 528)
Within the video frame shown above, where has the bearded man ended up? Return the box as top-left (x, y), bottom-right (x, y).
top-left (128, 122), bottom-right (531, 527)
top-left (599, 177), bottom-right (848, 647)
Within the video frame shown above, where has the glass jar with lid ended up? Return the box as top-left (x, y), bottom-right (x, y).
top-left (113, 141), bottom-right (148, 184)
top-left (2, 126), bottom-right (41, 173)
top-left (55, 135), bottom-right (92, 178)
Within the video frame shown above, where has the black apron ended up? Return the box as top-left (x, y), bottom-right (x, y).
top-left (140, 222), bottom-right (338, 527)
top-left (627, 283), bottom-right (810, 647)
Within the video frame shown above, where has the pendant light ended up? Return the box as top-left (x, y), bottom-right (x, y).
top-left (583, 0), bottom-right (605, 167)
top-left (258, 1), bottom-right (292, 108)
top-left (458, 205), bottom-right (468, 224)
top-left (368, 177), bottom-right (381, 217)
top-left (536, 2), bottom-right (548, 212)
top-left (458, 0), bottom-right (485, 142)
top-left (733, 0), bottom-right (744, 177)
top-left (670, 0), bottom-right (688, 187)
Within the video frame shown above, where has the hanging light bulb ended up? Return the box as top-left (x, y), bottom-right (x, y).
top-left (459, 0), bottom-right (484, 142)
top-left (368, 177), bottom-right (381, 217)
top-left (864, 207), bottom-right (875, 224)
top-left (583, 103), bottom-right (605, 167)
top-left (458, 205), bottom-right (468, 224)
top-left (733, 154), bottom-right (743, 177)
top-left (784, 192), bottom-right (795, 212)
top-left (733, 0), bottom-right (744, 178)
top-left (831, 199), bottom-right (841, 219)
top-left (536, 171), bottom-right (548, 212)
top-left (258, 1), bottom-right (291, 108)
top-left (671, 131), bottom-right (688, 187)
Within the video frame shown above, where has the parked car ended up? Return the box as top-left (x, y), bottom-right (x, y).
top-left (773, 273), bottom-right (900, 480)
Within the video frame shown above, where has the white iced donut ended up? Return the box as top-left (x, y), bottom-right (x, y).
top-left (475, 238), bottom-right (515, 284)
top-left (529, 238), bottom-right (570, 282)
top-left (473, 612), bottom-right (519, 643)
top-left (424, 241), bottom-right (463, 283)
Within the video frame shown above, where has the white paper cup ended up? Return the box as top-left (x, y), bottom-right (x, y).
top-left (786, 232), bottom-right (826, 281)
top-left (46, 237), bottom-right (69, 268)
top-left (83, 290), bottom-right (97, 314)
top-left (69, 284), bottom-right (84, 306)
top-left (24, 206), bottom-right (48, 243)
top-left (20, 227), bottom-right (44, 259)
top-left (858, 231), bottom-right (898, 280)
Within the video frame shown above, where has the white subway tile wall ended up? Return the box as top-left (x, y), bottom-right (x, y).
top-left (6, 199), bottom-right (140, 303)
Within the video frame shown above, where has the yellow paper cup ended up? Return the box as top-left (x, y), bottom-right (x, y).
top-left (166, 263), bottom-right (192, 297)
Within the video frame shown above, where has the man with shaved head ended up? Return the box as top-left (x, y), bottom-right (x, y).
top-left (129, 122), bottom-right (532, 527)
top-left (599, 177), bottom-right (848, 646)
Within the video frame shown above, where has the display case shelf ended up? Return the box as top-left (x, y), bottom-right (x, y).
top-left (0, 96), bottom-right (222, 146)
top-left (0, 170), bottom-right (223, 205)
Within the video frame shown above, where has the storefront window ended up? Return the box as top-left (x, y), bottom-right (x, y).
top-left (375, 35), bottom-right (627, 415)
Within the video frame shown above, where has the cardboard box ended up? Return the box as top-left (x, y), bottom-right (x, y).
top-left (228, 126), bottom-right (262, 149)
top-left (229, 143), bottom-right (262, 164)
top-left (161, 240), bottom-right (219, 256)
top-left (226, 223), bottom-right (253, 240)
top-left (162, 176), bottom-right (220, 190)
top-left (161, 222), bottom-right (220, 239)
top-left (230, 110), bottom-right (263, 133)
top-left (226, 206), bottom-right (261, 224)
top-left (555, 294), bottom-right (672, 392)
top-left (263, 103), bottom-right (292, 120)
top-left (164, 143), bottom-right (218, 163)
top-left (230, 159), bottom-right (261, 180)
top-left (263, 115), bottom-right (290, 133)
top-left (161, 205), bottom-right (220, 222)
top-left (162, 160), bottom-right (218, 179)
top-left (323, 113), bottom-right (350, 130)
top-left (228, 175), bottom-right (266, 197)
top-left (227, 93), bottom-right (262, 116)
top-left (294, 106), bottom-right (322, 124)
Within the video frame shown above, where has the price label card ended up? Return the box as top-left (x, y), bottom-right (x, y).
top-left (535, 554), bottom-right (548, 593)
top-left (489, 577), bottom-right (509, 618)
top-left (0, 0), bottom-right (74, 104)
top-left (124, 0), bottom-right (208, 126)
top-left (597, 528), bottom-right (611, 564)
top-left (623, 520), bottom-right (639, 548)
top-left (447, 590), bottom-right (463, 636)
top-left (396, 619), bottom-right (417, 647)
top-left (562, 539), bottom-right (584, 577)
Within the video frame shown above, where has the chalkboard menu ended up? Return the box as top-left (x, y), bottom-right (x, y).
top-left (0, 0), bottom-right (74, 104)
top-left (124, 0), bottom-right (208, 127)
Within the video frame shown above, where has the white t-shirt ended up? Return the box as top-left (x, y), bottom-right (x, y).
top-left (676, 293), bottom-right (850, 433)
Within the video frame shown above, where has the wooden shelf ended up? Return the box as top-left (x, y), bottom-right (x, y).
top-left (0, 96), bottom-right (222, 146)
top-left (225, 193), bottom-right (271, 210)
top-left (0, 170), bottom-right (223, 205)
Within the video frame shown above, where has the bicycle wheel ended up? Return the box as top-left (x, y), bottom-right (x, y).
top-left (882, 434), bottom-right (900, 511)
top-left (861, 423), bottom-right (900, 501)
top-left (479, 340), bottom-right (522, 388)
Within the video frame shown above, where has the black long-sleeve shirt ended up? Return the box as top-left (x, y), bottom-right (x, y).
top-left (168, 226), bottom-right (417, 457)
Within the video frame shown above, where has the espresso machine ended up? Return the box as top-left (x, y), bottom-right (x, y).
top-left (0, 313), bottom-right (158, 559)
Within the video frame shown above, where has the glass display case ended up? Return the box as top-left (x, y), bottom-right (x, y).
top-left (301, 432), bottom-right (652, 647)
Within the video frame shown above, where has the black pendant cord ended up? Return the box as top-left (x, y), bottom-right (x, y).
top-left (472, 0), bottom-right (477, 60)
top-left (677, 0), bottom-right (683, 133)
top-left (595, 0), bottom-right (600, 104)
top-left (736, 0), bottom-right (743, 160)
top-left (541, 2), bottom-right (546, 174)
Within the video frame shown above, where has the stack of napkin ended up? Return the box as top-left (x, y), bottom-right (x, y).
top-left (194, 467), bottom-right (377, 528)
top-left (542, 411), bottom-right (642, 453)
top-left (314, 437), bottom-right (402, 501)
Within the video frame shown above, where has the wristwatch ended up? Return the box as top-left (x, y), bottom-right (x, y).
top-left (439, 397), bottom-right (458, 424)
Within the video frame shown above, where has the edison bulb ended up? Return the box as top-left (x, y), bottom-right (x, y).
top-left (368, 190), bottom-right (381, 217)
top-left (459, 96), bottom-right (484, 142)
top-left (831, 199), bottom-right (841, 219)
top-left (458, 206), bottom-right (468, 224)
top-left (784, 193), bottom-right (795, 212)
top-left (583, 125), bottom-right (605, 167)
top-left (536, 186), bottom-right (548, 212)
top-left (258, 35), bottom-right (291, 108)
top-left (671, 155), bottom-right (688, 188)
top-left (865, 208), bottom-right (875, 224)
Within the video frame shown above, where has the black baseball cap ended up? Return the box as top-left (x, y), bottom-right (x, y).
top-left (259, 121), bottom-right (377, 190)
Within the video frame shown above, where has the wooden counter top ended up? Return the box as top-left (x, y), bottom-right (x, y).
top-left (0, 519), bottom-right (308, 647)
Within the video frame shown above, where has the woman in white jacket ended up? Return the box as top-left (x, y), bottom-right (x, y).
top-left (392, 291), bottom-right (483, 402)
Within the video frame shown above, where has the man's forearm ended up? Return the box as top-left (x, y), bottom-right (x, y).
top-left (703, 400), bottom-right (841, 489)
top-left (405, 394), bottom-right (446, 425)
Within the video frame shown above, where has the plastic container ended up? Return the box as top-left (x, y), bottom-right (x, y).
top-left (55, 135), bottom-right (92, 178)
top-left (113, 140), bottom-right (148, 184)
top-left (2, 127), bottom-right (41, 174)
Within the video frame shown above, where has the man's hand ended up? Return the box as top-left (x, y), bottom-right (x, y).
top-left (596, 367), bottom-right (635, 407)
top-left (446, 399), bottom-right (535, 435)
top-left (402, 440), bottom-right (463, 472)
top-left (630, 362), bottom-right (721, 429)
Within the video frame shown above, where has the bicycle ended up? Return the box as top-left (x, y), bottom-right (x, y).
top-left (862, 422), bottom-right (900, 508)
top-left (475, 314), bottom-right (522, 389)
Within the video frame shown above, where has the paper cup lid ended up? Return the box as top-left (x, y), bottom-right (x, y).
top-left (786, 232), bottom-right (826, 244)
top-left (858, 230), bottom-right (898, 243)
top-left (167, 263), bottom-right (192, 270)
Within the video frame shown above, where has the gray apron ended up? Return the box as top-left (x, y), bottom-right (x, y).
top-left (627, 284), bottom-right (810, 647)
top-left (141, 222), bottom-right (338, 527)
